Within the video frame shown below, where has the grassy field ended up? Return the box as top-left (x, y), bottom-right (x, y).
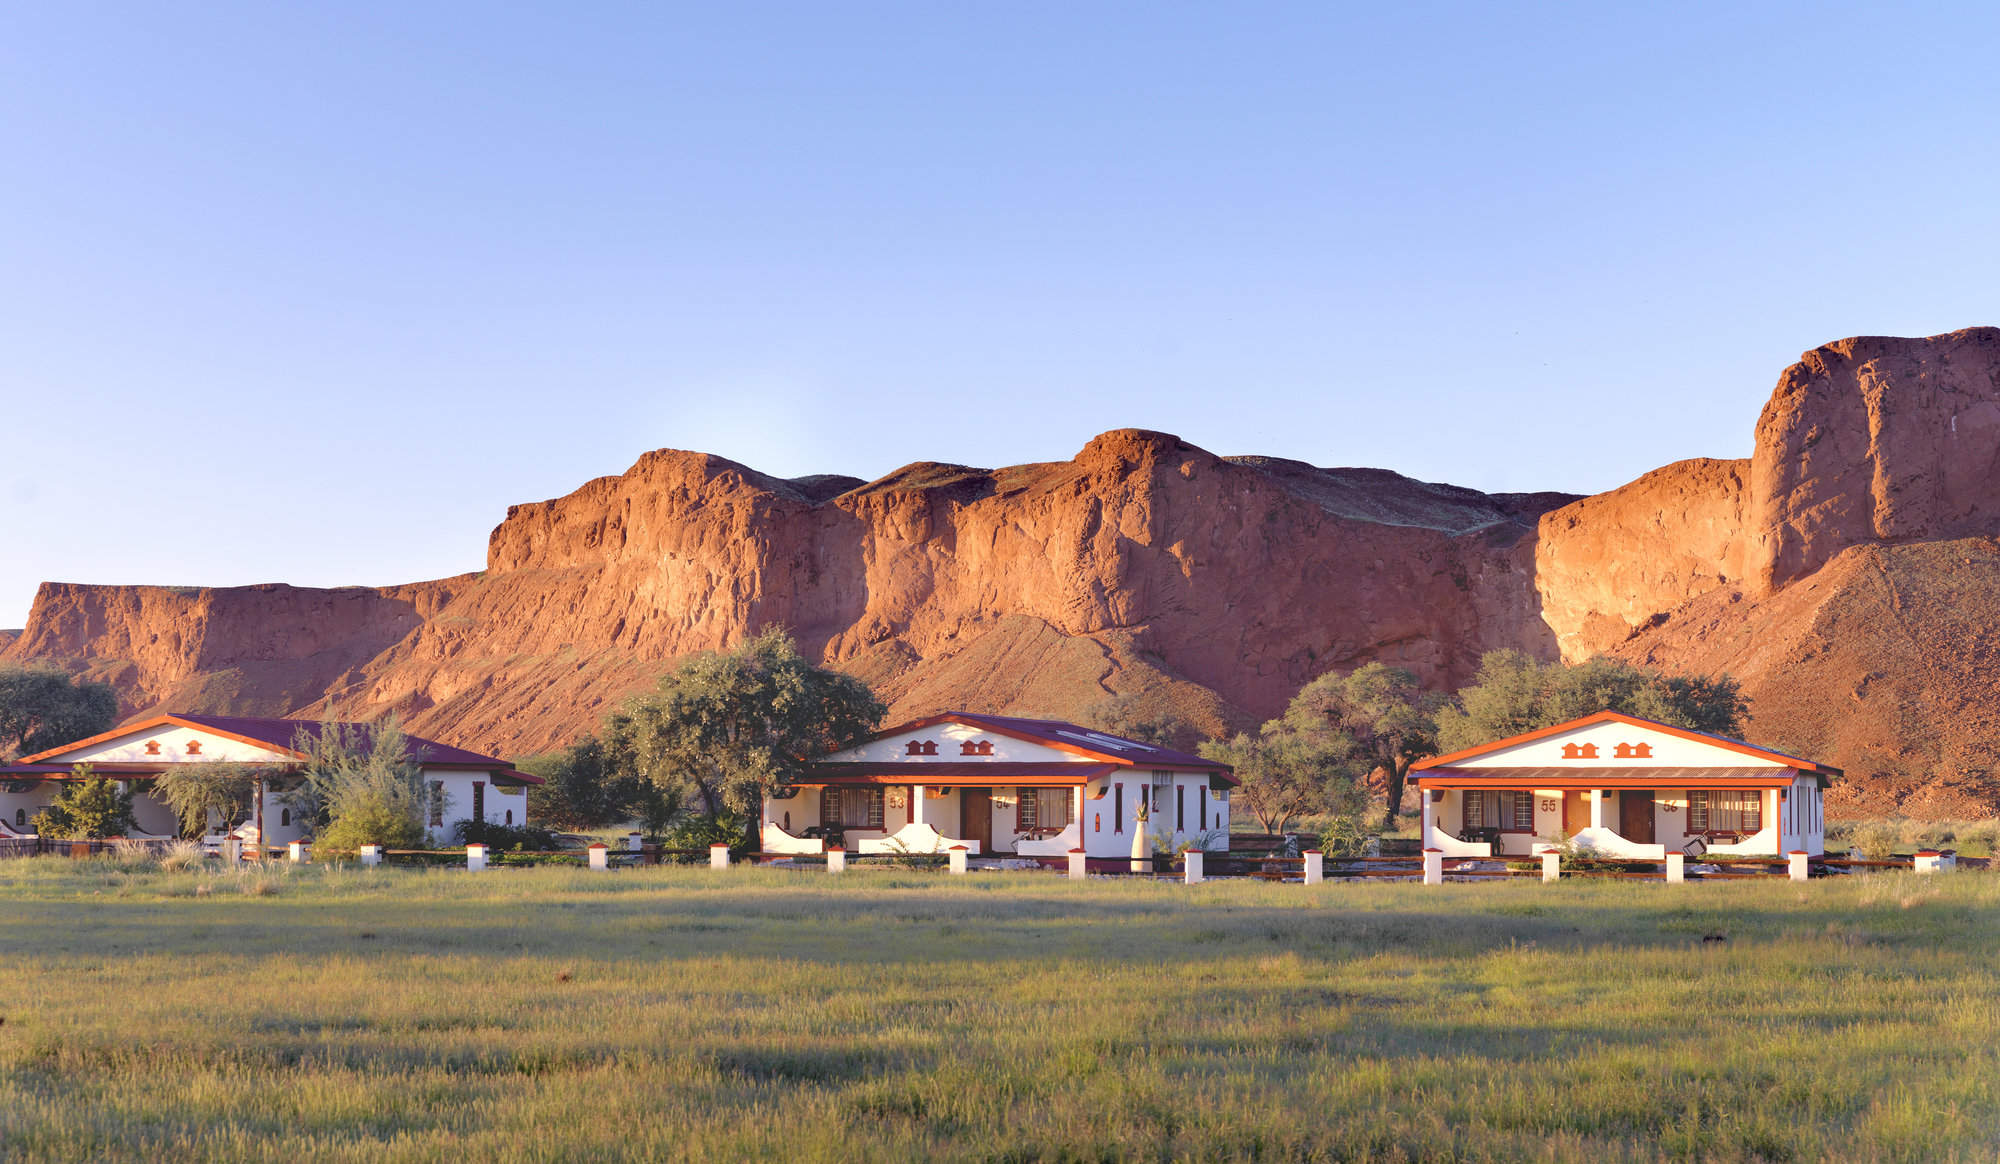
top-left (1, 859), bottom-right (1996, 1162)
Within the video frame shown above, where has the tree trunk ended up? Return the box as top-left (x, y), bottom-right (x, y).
top-left (1381, 758), bottom-right (1413, 830)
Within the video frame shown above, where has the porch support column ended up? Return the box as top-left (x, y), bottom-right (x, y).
top-left (1767, 789), bottom-right (1782, 854)
top-left (1419, 788), bottom-right (1436, 850)
top-left (1589, 789), bottom-right (1605, 831)
top-left (912, 785), bottom-right (926, 829)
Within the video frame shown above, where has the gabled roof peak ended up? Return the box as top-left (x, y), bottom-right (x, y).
top-left (1411, 709), bottom-right (1840, 776)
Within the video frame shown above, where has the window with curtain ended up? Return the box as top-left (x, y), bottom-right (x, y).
top-left (1015, 788), bottom-right (1073, 832)
top-left (1151, 771), bottom-right (1173, 815)
top-left (819, 787), bottom-right (885, 830)
top-left (1462, 790), bottom-right (1535, 832)
top-left (1687, 790), bottom-right (1761, 834)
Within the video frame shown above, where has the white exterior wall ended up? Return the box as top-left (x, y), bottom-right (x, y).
top-left (1456, 722), bottom-right (1791, 771)
top-left (0, 781), bottom-right (57, 833)
top-left (422, 769), bottom-right (522, 843)
top-left (827, 723), bottom-right (1102, 766)
top-left (48, 725), bottom-right (293, 766)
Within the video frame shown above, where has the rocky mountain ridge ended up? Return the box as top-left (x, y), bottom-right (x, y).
top-left (9, 326), bottom-right (2000, 816)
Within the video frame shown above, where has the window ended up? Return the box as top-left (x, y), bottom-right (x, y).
top-left (429, 782), bottom-right (445, 827)
top-left (473, 781), bottom-right (486, 823)
top-left (1200, 786), bottom-right (1208, 830)
top-left (505, 810), bottom-right (514, 825)
top-left (1176, 786), bottom-right (1185, 832)
top-left (1114, 784), bottom-right (1124, 833)
top-left (1151, 771), bottom-right (1172, 816)
top-left (819, 787), bottom-right (885, 830)
top-left (1688, 790), bottom-right (1761, 834)
top-left (1462, 791), bottom-right (1535, 832)
top-left (13, 809), bottom-right (23, 828)
top-left (1015, 788), bottom-right (1074, 832)
top-left (280, 808), bottom-right (291, 827)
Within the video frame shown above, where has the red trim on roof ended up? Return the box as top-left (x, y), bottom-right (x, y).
top-left (1408, 710), bottom-right (1840, 776)
top-left (20, 712), bottom-right (537, 779)
top-left (804, 762), bottom-right (1120, 786)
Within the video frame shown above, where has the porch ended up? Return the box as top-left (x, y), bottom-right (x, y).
top-left (762, 782), bottom-right (1086, 857)
top-left (1420, 785), bottom-right (1786, 860)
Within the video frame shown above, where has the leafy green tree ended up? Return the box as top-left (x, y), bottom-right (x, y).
top-left (31, 768), bottom-right (136, 838)
top-left (284, 718), bottom-right (432, 849)
top-left (613, 628), bottom-right (884, 847)
top-left (0, 666), bottom-right (118, 758)
top-left (520, 735), bottom-right (660, 832)
top-left (151, 761), bottom-right (265, 839)
top-left (1282, 662), bottom-right (1445, 828)
top-left (1199, 718), bottom-right (1366, 834)
top-left (1433, 650), bottom-right (1750, 754)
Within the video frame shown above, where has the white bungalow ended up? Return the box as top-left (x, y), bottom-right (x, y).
top-left (760, 712), bottom-right (1236, 865)
top-left (0, 712), bottom-right (540, 846)
top-left (1409, 710), bottom-right (1837, 860)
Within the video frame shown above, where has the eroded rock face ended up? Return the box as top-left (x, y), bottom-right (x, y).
top-left (1535, 458), bottom-right (1749, 661)
top-left (1750, 327), bottom-right (2000, 593)
top-left (15, 327), bottom-right (2000, 816)
top-left (4, 432), bottom-right (1573, 757)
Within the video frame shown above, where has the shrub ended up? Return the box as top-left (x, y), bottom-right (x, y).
top-left (452, 820), bottom-right (564, 850)
top-left (662, 813), bottom-right (749, 852)
top-left (1852, 822), bottom-right (1900, 861)
top-left (159, 840), bottom-right (206, 872)
top-left (314, 793), bottom-right (428, 854)
top-left (32, 772), bottom-right (135, 839)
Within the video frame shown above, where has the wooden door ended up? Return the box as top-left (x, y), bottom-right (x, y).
top-left (1619, 790), bottom-right (1655, 843)
top-left (961, 789), bottom-right (995, 853)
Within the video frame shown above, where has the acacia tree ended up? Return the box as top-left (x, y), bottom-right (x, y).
top-left (1434, 650), bottom-right (1750, 754)
top-left (1198, 719), bottom-right (1365, 834)
top-left (1283, 662), bottom-right (1445, 828)
top-left (0, 666), bottom-right (117, 759)
top-left (612, 629), bottom-right (884, 848)
top-left (286, 718), bottom-right (432, 850)
top-left (151, 761), bottom-right (266, 839)
top-left (1081, 694), bottom-right (1199, 751)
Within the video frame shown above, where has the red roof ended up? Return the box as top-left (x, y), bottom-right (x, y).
top-left (1411, 765), bottom-right (1799, 789)
top-left (21, 713), bottom-right (542, 783)
top-left (1409, 710), bottom-right (1840, 777)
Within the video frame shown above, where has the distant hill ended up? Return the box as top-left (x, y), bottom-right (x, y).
top-left (10, 326), bottom-right (2000, 817)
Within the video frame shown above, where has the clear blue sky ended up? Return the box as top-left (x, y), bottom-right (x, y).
top-left (4, 2), bottom-right (1997, 629)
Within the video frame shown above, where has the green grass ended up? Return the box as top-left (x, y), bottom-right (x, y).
top-left (2, 859), bottom-right (1998, 1162)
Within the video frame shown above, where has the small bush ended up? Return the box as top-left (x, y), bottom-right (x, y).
top-left (452, 820), bottom-right (564, 851)
top-left (314, 795), bottom-right (427, 854)
top-left (1852, 822), bottom-right (1900, 861)
top-left (159, 840), bottom-right (207, 872)
top-left (32, 773), bottom-right (136, 839)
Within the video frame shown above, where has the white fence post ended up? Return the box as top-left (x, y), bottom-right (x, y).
top-left (709, 843), bottom-right (731, 870)
top-left (288, 841), bottom-right (308, 864)
top-left (1303, 850), bottom-right (1323, 885)
top-left (1914, 849), bottom-right (1942, 874)
top-left (1067, 848), bottom-right (1087, 880)
top-left (1423, 848), bottom-right (1443, 886)
top-left (627, 830), bottom-right (643, 852)
top-left (1183, 849), bottom-right (1204, 884)
top-left (1666, 852), bottom-right (1684, 883)
top-left (1541, 850), bottom-right (1560, 883)
top-left (1788, 850), bottom-right (1809, 882)
top-left (587, 843), bottom-right (608, 871)
top-left (949, 845), bottom-right (969, 875)
top-left (223, 838), bottom-right (242, 864)
top-left (466, 843), bottom-right (488, 872)
top-left (360, 844), bottom-right (381, 868)
top-left (826, 846), bottom-right (846, 874)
